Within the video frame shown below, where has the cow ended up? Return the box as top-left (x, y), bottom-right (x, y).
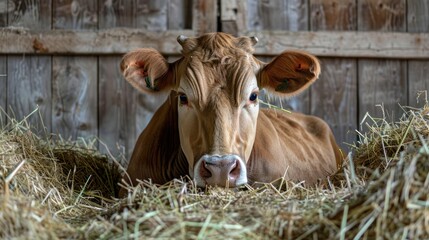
top-left (119, 32), bottom-right (343, 195)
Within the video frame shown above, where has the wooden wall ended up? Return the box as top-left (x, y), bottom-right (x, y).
top-left (0, 0), bottom-right (428, 163)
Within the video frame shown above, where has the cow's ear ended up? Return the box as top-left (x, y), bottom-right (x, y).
top-left (258, 51), bottom-right (320, 97)
top-left (120, 48), bottom-right (175, 93)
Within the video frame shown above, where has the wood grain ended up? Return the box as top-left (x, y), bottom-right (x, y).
top-left (247, 0), bottom-right (310, 114)
top-left (1, 29), bottom-right (428, 58)
top-left (0, 55), bottom-right (6, 125)
top-left (0, 0), bottom-right (9, 26)
top-left (6, 0), bottom-right (52, 132)
top-left (52, 0), bottom-right (98, 140)
top-left (310, 0), bottom-right (357, 151)
top-left (358, 0), bottom-right (407, 124)
top-left (52, 56), bottom-right (98, 139)
top-left (193, 0), bottom-right (217, 35)
top-left (53, 0), bottom-right (98, 29)
top-left (8, 0), bottom-right (51, 29)
top-left (408, 0), bottom-right (429, 108)
top-left (168, 0), bottom-right (192, 30)
top-left (7, 56), bottom-right (52, 132)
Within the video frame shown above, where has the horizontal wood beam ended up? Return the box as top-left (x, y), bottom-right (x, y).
top-left (0, 28), bottom-right (428, 59)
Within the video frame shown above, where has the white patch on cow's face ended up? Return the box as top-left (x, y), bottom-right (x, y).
top-left (177, 66), bottom-right (259, 187)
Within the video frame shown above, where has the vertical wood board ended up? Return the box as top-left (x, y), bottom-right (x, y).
top-left (247, 0), bottom-right (310, 114)
top-left (0, 0), bottom-right (9, 26)
top-left (309, 0), bottom-right (357, 150)
top-left (52, 56), bottom-right (98, 139)
top-left (6, 0), bottom-right (52, 131)
top-left (98, 56), bottom-right (128, 161)
top-left (357, 0), bottom-right (407, 124)
top-left (193, 0), bottom-right (217, 35)
top-left (407, 0), bottom-right (429, 108)
top-left (53, 0), bottom-right (98, 29)
top-left (8, 0), bottom-right (51, 28)
top-left (358, 60), bottom-right (407, 122)
top-left (7, 56), bottom-right (52, 132)
top-left (0, 56), bottom-right (6, 125)
top-left (168, 0), bottom-right (192, 30)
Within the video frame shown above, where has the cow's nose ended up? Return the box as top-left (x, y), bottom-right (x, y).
top-left (198, 155), bottom-right (241, 187)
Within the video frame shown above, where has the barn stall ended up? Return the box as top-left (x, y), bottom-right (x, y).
top-left (1, 0), bottom-right (429, 239)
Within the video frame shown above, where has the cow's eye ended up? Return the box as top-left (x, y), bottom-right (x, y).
top-left (249, 92), bottom-right (258, 102)
top-left (179, 94), bottom-right (188, 105)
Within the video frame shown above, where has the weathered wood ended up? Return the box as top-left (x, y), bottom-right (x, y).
top-left (8, 0), bottom-right (51, 28)
top-left (358, 0), bottom-right (407, 124)
top-left (0, 55), bottom-right (6, 125)
top-left (408, 60), bottom-right (429, 106)
top-left (247, 0), bottom-right (308, 32)
top-left (52, 0), bottom-right (98, 140)
top-left (358, 60), bottom-right (407, 121)
top-left (408, 0), bottom-right (429, 108)
top-left (98, 56), bottom-right (129, 160)
top-left (52, 56), bottom-right (98, 139)
top-left (310, 0), bottom-right (356, 31)
top-left (6, 0), bottom-right (52, 131)
top-left (358, 0), bottom-right (406, 31)
top-left (0, 0), bottom-right (9, 26)
top-left (168, 0), bottom-right (192, 30)
top-left (1, 28), bottom-right (428, 58)
top-left (7, 56), bottom-right (52, 132)
top-left (193, 0), bottom-right (217, 35)
top-left (53, 0), bottom-right (98, 29)
top-left (247, 0), bottom-right (310, 114)
top-left (310, 0), bottom-right (357, 151)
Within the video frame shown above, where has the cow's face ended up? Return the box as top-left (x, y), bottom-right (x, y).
top-left (121, 33), bottom-right (320, 188)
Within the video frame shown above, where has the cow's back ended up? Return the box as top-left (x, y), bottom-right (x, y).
top-left (248, 109), bottom-right (342, 185)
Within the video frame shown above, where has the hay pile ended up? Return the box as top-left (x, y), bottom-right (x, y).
top-left (1, 104), bottom-right (429, 239)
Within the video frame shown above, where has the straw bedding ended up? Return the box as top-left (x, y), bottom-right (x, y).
top-left (1, 103), bottom-right (428, 239)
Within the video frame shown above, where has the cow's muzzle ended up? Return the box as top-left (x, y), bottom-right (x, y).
top-left (193, 154), bottom-right (247, 187)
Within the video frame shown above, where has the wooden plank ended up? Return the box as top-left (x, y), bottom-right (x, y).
top-left (0, 0), bottom-right (9, 26)
top-left (246, 0), bottom-right (310, 114)
top-left (7, 0), bottom-right (51, 28)
top-left (408, 0), bottom-right (429, 108)
top-left (193, 0), bottom-right (217, 35)
top-left (358, 60), bottom-right (407, 121)
top-left (1, 29), bottom-right (428, 58)
top-left (0, 55), bottom-right (6, 125)
top-left (98, 56), bottom-right (129, 160)
top-left (310, 0), bottom-right (356, 31)
top-left (168, 0), bottom-right (192, 30)
top-left (247, 0), bottom-right (308, 32)
top-left (52, 0), bottom-right (98, 140)
top-left (52, 56), bottom-right (98, 139)
top-left (53, 0), bottom-right (98, 29)
top-left (358, 0), bottom-right (407, 123)
top-left (408, 60), bottom-right (429, 107)
top-left (7, 55), bottom-right (51, 132)
top-left (6, 0), bottom-right (51, 132)
top-left (309, 0), bottom-right (357, 151)
top-left (358, 0), bottom-right (406, 31)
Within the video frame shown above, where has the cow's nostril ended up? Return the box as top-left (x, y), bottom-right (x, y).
top-left (200, 162), bottom-right (212, 178)
top-left (228, 161), bottom-right (240, 180)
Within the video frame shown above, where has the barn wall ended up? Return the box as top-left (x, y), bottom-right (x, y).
top-left (0, 0), bottom-right (428, 161)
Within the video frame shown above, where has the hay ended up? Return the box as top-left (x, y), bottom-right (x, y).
top-left (1, 104), bottom-right (429, 239)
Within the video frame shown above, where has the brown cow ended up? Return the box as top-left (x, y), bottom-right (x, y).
top-left (119, 32), bottom-right (342, 194)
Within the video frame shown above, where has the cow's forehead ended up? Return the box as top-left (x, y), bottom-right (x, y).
top-left (178, 53), bottom-right (257, 107)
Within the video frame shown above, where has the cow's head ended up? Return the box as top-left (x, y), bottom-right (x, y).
top-left (120, 32), bottom-right (320, 187)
